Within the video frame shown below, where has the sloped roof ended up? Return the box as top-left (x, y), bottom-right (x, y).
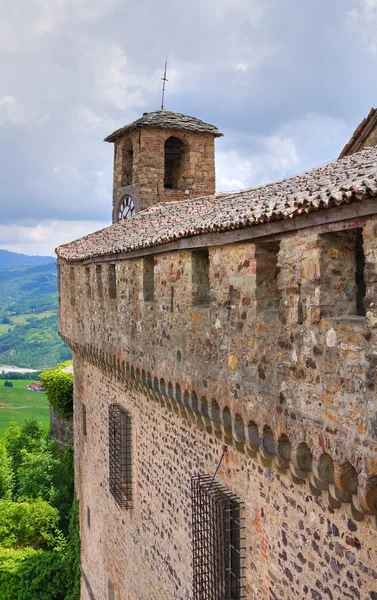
top-left (57, 147), bottom-right (377, 262)
top-left (339, 108), bottom-right (377, 158)
top-left (104, 110), bottom-right (223, 142)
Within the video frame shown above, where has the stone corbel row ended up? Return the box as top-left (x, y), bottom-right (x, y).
top-left (61, 333), bottom-right (377, 530)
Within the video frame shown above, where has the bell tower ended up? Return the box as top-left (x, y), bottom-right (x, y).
top-left (104, 110), bottom-right (223, 223)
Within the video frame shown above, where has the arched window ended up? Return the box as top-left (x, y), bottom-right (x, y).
top-left (117, 195), bottom-right (135, 221)
top-left (164, 136), bottom-right (184, 189)
top-left (121, 137), bottom-right (133, 186)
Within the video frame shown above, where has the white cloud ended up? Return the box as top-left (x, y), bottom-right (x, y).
top-left (0, 220), bottom-right (108, 256)
top-left (0, 96), bottom-right (25, 126)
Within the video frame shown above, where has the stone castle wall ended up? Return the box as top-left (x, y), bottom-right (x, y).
top-left (112, 127), bottom-right (216, 219)
top-left (59, 216), bottom-right (377, 599)
top-left (74, 356), bottom-right (377, 600)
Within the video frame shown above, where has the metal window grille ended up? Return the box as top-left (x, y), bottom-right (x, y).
top-left (191, 474), bottom-right (245, 600)
top-left (109, 404), bottom-right (133, 509)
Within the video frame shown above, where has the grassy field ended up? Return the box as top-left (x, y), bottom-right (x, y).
top-left (0, 379), bottom-right (49, 436)
top-left (0, 311), bottom-right (55, 335)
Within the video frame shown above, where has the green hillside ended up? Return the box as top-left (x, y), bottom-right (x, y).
top-left (0, 263), bottom-right (71, 369)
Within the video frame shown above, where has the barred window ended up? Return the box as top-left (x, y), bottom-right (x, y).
top-left (109, 404), bottom-right (133, 509)
top-left (191, 474), bottom-right (245, 600)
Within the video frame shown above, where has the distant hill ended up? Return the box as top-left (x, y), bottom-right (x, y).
top-left (0, 262), bottom-right (71, 369)
top-left (0, 249), bottom-right (54, 271)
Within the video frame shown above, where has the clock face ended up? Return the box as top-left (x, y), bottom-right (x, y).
top-left (117, 195), bottom-right (135, 221)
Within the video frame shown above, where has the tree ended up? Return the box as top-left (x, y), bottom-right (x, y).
top-left (0, 442), bottom-right (13, 500)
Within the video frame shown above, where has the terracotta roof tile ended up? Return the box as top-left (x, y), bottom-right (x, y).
top-left (57, 147), bottom-right (377, 262)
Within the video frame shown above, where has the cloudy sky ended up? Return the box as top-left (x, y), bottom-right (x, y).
top-left (0, 0), bottom-right (376, 256)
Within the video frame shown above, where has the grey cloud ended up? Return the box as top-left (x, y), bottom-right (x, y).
top-left (0, 0), bottom-right (376, 238)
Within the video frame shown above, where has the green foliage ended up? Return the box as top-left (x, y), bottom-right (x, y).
top-left (0, 419), bottom-right (79, 599)
top-left (40, 362), bottom-right (73, 418)
top-left (0, 499), bottom-right (62, 549)
top-left (0, 371), bottom-right (41, 380)
top-left (0, 316), bottom-right (12, 325)
top-left (0, 547), bottom-right (67, 600)
top-left (0, 441), bottom-right (13, 500)
top-left (0, 314), bottom-right (71, 369)
top-left (3, 380), bottom-right (13, 387)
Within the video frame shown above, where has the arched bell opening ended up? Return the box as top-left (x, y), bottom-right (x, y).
top-left (121, 137), bottom-right (133, 186)
top-left (164, 136), bottom-right (184, 189)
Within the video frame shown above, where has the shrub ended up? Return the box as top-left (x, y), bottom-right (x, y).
top-left (0, 547), bottom-right (67, 600)
top-left (3, 380), bottom-right (13, 387)
top-left (40, 361), bottom-right (73, 418)
top-left (0, 499), bottom-right (62, 550)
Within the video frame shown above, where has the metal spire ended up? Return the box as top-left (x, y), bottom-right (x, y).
top-left (161, 56), bottom-right (168, 110)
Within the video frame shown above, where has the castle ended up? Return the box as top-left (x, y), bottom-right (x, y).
top-left (57, 108), bottom-right (377, 600)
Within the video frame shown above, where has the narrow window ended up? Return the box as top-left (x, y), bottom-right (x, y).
top-left (69, 267), bottom-right (75, 306)
top-left (121, 137), bottom-right (133, 186)
top-left (108, 583), bottom-right (115, 600)
top-left (108, 264), bottom-right (117, 300)
top-left (109, 404), bottom-right (133, 509)
top-left (82, 404), bottom-right (87, 436)
top-left (85, 267), bottom-right (91, 299)
top-left (191, 475), bottom-right (244, 599)
top-left (96, 265), bottom-right (103, 299)
top-left (164, 136), bottom-right (184, 189)
top-left (255, 241), bottom-right (280, 310)
top-left (192, 249), bottom-right (210, 305)
top-left (87, 505), bottom-right (91, 528)
top-left (355, 229), bottom-right (366, 316)
top-left (143, 256), bottom-right (155, 302)
top-left (170, 287), bottom-right (174, 313)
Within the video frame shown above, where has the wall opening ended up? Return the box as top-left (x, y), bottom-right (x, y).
top-left (108, 583), bottom-right (115, 600)
top-left (69, 267), bottom-right (75, 306)
top-left (108, 264), bottom-right (117, 300)
top-left (192, 249), bottom-right (210, 306)
top-left (143, 256), bottom-right (155, 302)
top-left (121, 137), bottom-right (133, 186)
top-left (320, 228), bottom-right (366, 317)
top-left (86, 505), bottom-right (90, 528)
top-left (164, 136), bottom-right (184, 189)
top-left (355, 229), bottom-right (366, 316)
top-left (191, 474), bottom-right (245, 599)
top-left (96, 265), bottom-right (103, 299)
top-left (85, 267), bottom-right (91, 299)
top-left (109, 404), bottom-right (133, 509)
top-left (82, 404), bottom-right (87, 436)
top-left (255, 241), bottom-right (280, 310)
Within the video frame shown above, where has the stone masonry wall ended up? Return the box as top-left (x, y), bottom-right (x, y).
top-left (59, 217), bottom-right (377, 599)
top-left (111, 127), bottom-right (216, 220)
top-left (75, 356), bottom-right (377, 600)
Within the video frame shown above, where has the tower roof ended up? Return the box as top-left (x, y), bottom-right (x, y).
top-left (104, 110), bottom-right (223, 142)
